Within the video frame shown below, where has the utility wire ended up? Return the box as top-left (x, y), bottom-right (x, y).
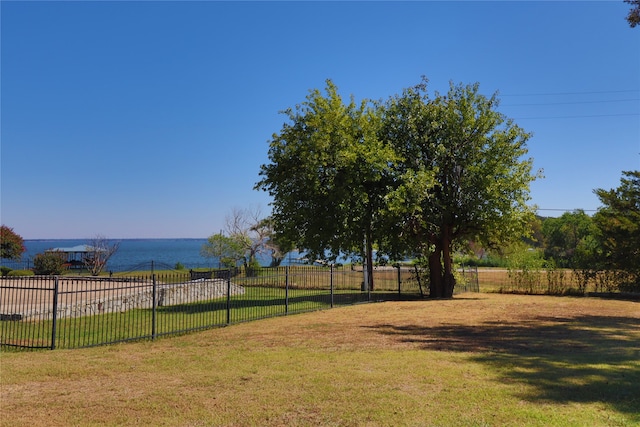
top-left (513, 113), bottom-right (639, 120)
top-left (501, 89), bottom-right (640, 97)
top-left (537, 208), bottom-right (598, 212)
top-left (504, 98), bottom-right (640, 107)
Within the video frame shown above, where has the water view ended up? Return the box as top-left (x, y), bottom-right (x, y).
top-left (4, 239), bottom-right (307, 273)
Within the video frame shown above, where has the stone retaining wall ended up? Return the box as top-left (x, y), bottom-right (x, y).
top-left (13, 279), bottom-right (245, 321)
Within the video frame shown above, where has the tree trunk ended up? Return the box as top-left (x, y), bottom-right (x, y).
top-left (441, 226), bottom-right (455, 298)
top-left (429, 242), bottom-right (443, 298)
top-left (428, 228), bottom-right (456, 298)
top-left (365, 230), bottom-right (375, 291)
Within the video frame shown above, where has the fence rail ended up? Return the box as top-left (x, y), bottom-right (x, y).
top-left (1, 265), bottom-right (479, 351)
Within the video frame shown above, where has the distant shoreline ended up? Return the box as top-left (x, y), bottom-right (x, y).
top-left (24, 238), bottom-right (208, 241)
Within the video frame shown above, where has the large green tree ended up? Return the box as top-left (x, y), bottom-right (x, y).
top-left (380, 80), bottom-right (538, 298)
top-left (593, 170), bottom-right (640, 290)
top-left (0, 225), bottom-right (26, 260)
top-left (256, 80), bottom-right (397, 289)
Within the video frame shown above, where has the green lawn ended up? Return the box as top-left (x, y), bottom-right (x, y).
top-left (1, 286), bottom-right (368, 350)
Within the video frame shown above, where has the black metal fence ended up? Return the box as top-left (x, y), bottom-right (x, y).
top-left (0, 265), bottom-right (478, 351)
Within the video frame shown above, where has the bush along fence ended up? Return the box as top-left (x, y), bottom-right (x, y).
top-left (0, 265), bottom-right (479, 351)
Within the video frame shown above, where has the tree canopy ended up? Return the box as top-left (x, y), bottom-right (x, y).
top-left (256, 80), bottom-right (396, 289)
top-left (257, 78), bottom-right (539, 296)
top-left (0, 225), bottom-right (26, 261)
top-left (593, 170), bottom-right (640, 290)
top-left (380, 80), bottom-right (538, 297)
top-left (201, 232), bottom-right (248, 269)
top-left (541, 210), bottom-right (599, 269)
top-left (625, 0), bottom-right (640, 27)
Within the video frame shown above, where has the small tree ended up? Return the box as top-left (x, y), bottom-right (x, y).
top-left (255, 216), bottom-right (295, 267)
top-left (593, 170), bottom-right (640, 291)
top-left (201, 233), bottom-right (247, 268)
top-left (34, 251), bottom-right (66, 275)
top-left (505, 243), bottom-right (545, 294)
top-left (0, 225), bottom-right (26, 260)
top-left (225, 207), bottom-right (269, 268)
top-left (84, 235), bottom-right (120, 276)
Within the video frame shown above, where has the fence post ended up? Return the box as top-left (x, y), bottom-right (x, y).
top-left (397, 264), bottom-right (401, 297)
top-left (330, 264), bottom-right (334, 308)
top-left (50, 276), bottom-right (59, 350)
top-left (226, 270), bottom-right (231, 324)
top-left (285, 266), bottom-right (289, 314)
top-left (152, 273), bottom-right (157, 340)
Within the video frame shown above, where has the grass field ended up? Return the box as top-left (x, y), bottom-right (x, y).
top-left (1, 293), bottom-right (639, 426)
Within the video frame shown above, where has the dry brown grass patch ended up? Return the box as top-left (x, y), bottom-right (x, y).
top-left (2, 293), bottom-right (639, 426)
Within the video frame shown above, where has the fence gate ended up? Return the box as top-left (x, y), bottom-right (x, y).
top-left (0, 277), bottom-right (58, 350)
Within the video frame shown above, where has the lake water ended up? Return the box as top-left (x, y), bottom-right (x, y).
top-left (4, 239), bottom-right (307, 273)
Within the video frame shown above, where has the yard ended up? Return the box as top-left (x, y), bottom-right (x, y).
top-left (1, 293), bottom-right (638, 426)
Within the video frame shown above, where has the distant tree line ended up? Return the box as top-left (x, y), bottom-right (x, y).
top-left (463, 171), bottom-right (639, 292)
top-left (538, 171), bottom-right (639, 292)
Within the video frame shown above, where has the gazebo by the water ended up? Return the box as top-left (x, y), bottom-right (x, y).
top-left (46, 245), bottom-right (100, 269)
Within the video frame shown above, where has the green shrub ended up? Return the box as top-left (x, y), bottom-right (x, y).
top-left (1, 266), bottom-right (12, 276)
top-left (455, 253), bottom-right (509, 268)
top-left (7, 269), bottom-right (34, 277)
top-left (33, 251), bottom-right (67, 275)
top-left (174, 262), bottom-right (185, 270)
top-left (245, 259), bottom-right (262, 277)
top-left (506, 245), bottom-right (545, 293)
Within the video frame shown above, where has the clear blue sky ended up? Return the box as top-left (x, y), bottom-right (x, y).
top-left (1, 1), bottom-right (639, 239)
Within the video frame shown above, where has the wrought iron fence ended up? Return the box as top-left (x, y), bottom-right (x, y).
top-left (1, 264), bottom-right (477, 351)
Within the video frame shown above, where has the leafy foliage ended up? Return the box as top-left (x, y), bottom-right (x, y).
top-left (625, 0), bottom-right (640, 27)
top-left (505, 243), bottom-right (545, 294)
top-left (381, 79), bottom-right (538, 297)
top-left (0, 225), bottom-right (26, 261)
top-left (7, 269), bottom-right (35, 277)
top-left (7, 269), bottom-right (34, 277)
top-left (202, 208), bottom-right (286, 272)
top-left (257, 78), bottom-right (538, 296)
top-left (256, 80), bottom-right (397, 289)
top-left (541, 210), bottom-right (599, 268)
top-left (201, 233), bottom-right (247, 268)
top-left (593, 170), bottom-right (640, 291)
top-left (33, 251), bottom-right (67, 275)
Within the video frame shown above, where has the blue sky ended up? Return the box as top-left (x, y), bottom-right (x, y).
top-left (1, 1), bottom-right (639, 239)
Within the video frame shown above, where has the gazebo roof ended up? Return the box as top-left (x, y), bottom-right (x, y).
top-left (47, 245), bottom-right (102, 253)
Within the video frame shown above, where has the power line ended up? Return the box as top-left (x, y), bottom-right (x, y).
top-left (513, 113), bottom-right (639, 120)
top-left (503, 98), bottom-right (640, 107)
top-left (501, 89), bottom-right (640, 97)
top-left (537, 208), bottom-right (598, 213)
